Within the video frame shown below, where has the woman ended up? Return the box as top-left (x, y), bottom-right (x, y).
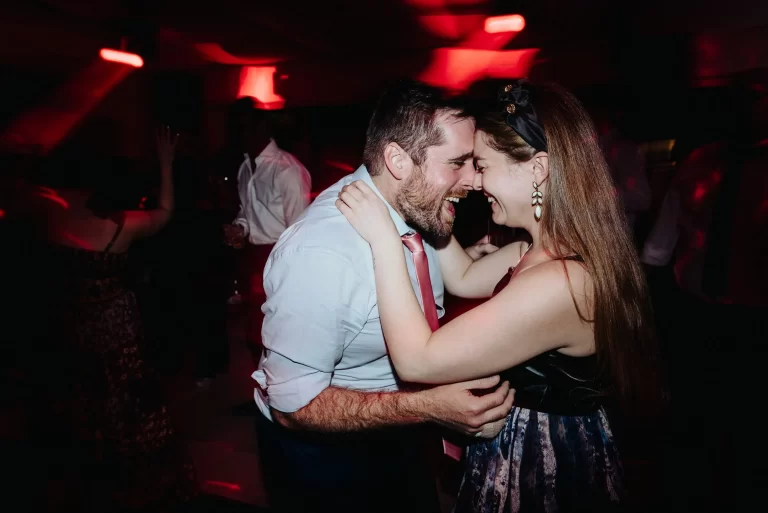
top-left (23, 127), bottom-right (198, 512)
top-left (337, 81), bottom-right (663, 512)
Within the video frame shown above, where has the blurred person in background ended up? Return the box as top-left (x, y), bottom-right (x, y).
top-left (8, 126), bottom-right (198, 512)
top-left (640, 75), bottom-right (768, 512)
top-left (594, 109), bottom-right (652, 239)
top-left (222, 98), bottom-right (312, 371)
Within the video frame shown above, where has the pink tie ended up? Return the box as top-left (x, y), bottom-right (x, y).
top-left (401, 232), bottom-right (440, 332)
top-left (403, 232), bottom-right (462, 460)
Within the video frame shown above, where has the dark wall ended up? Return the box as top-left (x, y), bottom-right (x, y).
top-left (150, 71), bottom-right (204, 134)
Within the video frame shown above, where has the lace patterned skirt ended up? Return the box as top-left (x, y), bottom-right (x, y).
top-left (54, 281), bottom-right (198, 511)
top-left (454, 407), bottom-right (623, 513)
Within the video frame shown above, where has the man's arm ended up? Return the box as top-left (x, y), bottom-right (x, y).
top-left (257, 248), bottom-right (369, 415)
top-left (258, 244), bottom-right (514, 435)
top-left (272, 387), bottom-right (423, 431)
top-left (273, 377), bottom-right (514, 436)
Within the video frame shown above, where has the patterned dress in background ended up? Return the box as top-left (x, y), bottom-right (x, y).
top-left (46, 244), bottom-right (198, 512)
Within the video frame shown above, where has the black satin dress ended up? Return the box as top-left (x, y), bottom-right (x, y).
top-left (454, 258), bottom-right (624, 513)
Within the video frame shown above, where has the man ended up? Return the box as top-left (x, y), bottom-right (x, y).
top-left (223, 99), bottom-right (312, 370)
top-left (226, 99), bottom-right (312, 290)
top-left (252, 80), bottom-right (514, 512)
top-left (228, 104), bottom-right (312, 250)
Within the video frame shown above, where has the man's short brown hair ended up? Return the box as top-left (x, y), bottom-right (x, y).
top-left (363, 79), bottom-right (471, 176)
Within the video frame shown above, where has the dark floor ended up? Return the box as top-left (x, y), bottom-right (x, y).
top-left (164, 303), bottom-right (270, 508)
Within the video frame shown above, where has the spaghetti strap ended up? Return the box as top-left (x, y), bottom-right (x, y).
top-left (104, 217), bottom-right (125, 253)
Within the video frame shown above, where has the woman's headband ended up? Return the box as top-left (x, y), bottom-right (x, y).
top-left (498, 80), bottom-right (548, 152)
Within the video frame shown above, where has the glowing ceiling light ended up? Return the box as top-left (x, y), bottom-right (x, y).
top-left (484, 14), bottom-right (526, 34)
top-left (99, 48), bottom-right (144, 68)
top-left (238, 66), bottom-right (285, 110)
top-left (419, 48), bottom-right (539, 91)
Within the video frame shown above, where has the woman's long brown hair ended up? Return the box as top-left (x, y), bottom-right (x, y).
top-left (477, 82), bottom-right (666, 414)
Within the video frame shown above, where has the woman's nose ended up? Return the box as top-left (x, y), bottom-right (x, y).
top-left (472, 172), bottom-right (483, 191)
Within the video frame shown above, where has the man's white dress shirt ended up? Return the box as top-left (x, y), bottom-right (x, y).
top-left (252, 165), bottom-right (445, 420)
top-left (233, 139), bottom-right (312, 245)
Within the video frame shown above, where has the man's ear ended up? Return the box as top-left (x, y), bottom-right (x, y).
top-left (383, 142), bottom-right (414, 181)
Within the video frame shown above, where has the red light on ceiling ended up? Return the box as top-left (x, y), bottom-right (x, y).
top-left (419, 48), bottom-right (539, 91)
top-left (99, 48), bottom-right (144, 68)
top-left (418, 14), bottom-right (485, 40)
top-left (238, 66), bottom-right (285, 110)
top-left (484, 14), bottom-right (526, 34)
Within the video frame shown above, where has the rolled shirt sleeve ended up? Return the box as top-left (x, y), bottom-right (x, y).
top-left (253, 246), bottom-right (373, 413)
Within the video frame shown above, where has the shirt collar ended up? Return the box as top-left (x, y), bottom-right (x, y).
top-left (243, 138), bottom-right (279, 164)
top-left (354, 165), bottom-right (412, 237)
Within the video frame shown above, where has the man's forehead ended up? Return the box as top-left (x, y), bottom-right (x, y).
top-left (432, 114), bottom-right (474, 158)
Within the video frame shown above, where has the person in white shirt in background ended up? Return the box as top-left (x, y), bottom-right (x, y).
top-left (229, 112), bottom-right (312, 249)
top-left (222, 98), bottom-right (312, 372)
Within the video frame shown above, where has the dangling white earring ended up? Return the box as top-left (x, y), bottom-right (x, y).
top-left (532, 181), bottom-right (543, 221)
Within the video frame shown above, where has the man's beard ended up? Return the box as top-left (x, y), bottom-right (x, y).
top-left (394, 167), bottom-right (462, 239)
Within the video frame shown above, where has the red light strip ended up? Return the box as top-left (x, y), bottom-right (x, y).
top-left (99, 48), bottom-right (144, 68)
top-left (484, 15), bottom-right (526, 34)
